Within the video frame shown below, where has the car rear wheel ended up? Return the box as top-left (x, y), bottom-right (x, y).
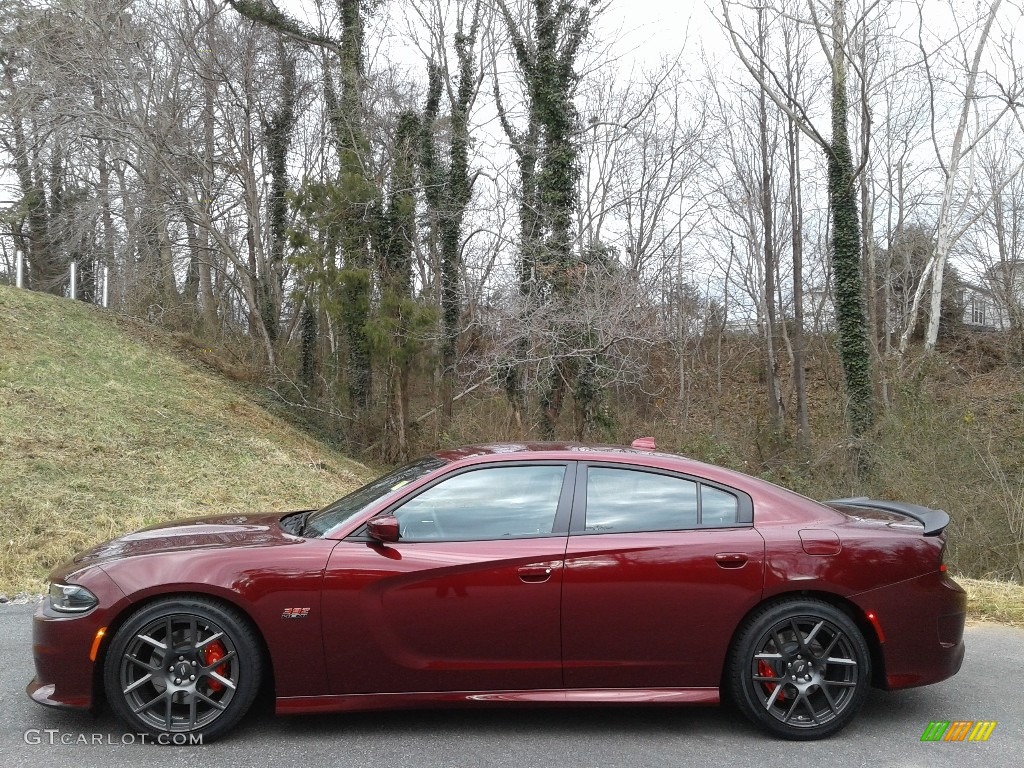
top-left (104, 597), bottom-right (261, 743)
top-left (727, 598), bottom-right (871, 740)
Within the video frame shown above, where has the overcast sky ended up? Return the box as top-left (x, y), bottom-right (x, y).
top-left (595, 0), bottom-right (725, 67)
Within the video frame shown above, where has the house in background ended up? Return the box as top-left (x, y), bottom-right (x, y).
top-left (957, 283), bottom-right (1007, 330)
top-left (960, 260), bottom-right (1024, 332)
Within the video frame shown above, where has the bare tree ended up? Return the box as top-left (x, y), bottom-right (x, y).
top-left (721, 0), bottom-right (875, 436)
top-left (960, 130), bottom-right (1024, 346)
top-left (898, 0), bottom-right (1024, 356)
top-left (869, 37), bottom-right (931, 390)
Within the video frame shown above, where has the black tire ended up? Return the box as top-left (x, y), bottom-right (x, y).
top-left (104, 597), bottom-right (262, 743)
top-left (727, 598), bottom-right (871, 740)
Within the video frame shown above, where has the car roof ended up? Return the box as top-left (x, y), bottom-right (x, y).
top-left (430, 441), bottom-right (691, 461)
top-left (429, 443), bottom-right (745, 485)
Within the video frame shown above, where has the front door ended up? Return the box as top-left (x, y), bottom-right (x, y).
top-left (321, 462), bottom-right (573, 694)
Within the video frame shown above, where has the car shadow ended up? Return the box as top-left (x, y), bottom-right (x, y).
top-left (229, 686), bottom-right (939, 742)
top-left (50, 685), bottom-right (945, 747)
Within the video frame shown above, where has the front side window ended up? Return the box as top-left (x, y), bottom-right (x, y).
top-left (303, 456), bottom-right (446, 538)
top-left (583, 467), bottom-right (741, 533)
top-left (392, 465), bottom-right (566, 541)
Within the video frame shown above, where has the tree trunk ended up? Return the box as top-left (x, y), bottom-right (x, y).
top-left (757, 8), bottom-right (784, 429)
top-left (4, 57), bottom-right (57, 293)
top-left (198, 0), bottom-right (220, 331)
top-left (788, 113), bottom-right (810, 448)
top-left (337, 0), bottom-right (374, 412)
top-left (828, 0), bottom-right (874, 435)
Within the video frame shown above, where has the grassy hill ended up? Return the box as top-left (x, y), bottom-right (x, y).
top-left (0, 285), bottom-right (369, 593)
top-left (1, 284), bottom-right (1021, 626)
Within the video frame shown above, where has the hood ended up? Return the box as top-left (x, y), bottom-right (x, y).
top-left (72, 512), bottom-right (298, 564)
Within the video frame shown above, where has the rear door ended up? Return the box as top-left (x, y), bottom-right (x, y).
top-left (561, 462), bottom-right (765, 689)
top-left (321, 462), bottom-right (574, 694)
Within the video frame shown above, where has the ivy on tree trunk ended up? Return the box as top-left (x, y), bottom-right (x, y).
top-left (828, 0), bottom-right (874, 436)
top-left (260, 40), bottom-right (297, 345)
top-left (496, 0), bottom-right (598, 440)
top-left (418, 6), bottom-right (482, 422)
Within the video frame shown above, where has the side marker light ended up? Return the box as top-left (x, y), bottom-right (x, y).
top-left (89, 627), bottom-right (106, 662)
top-left (865, 611), bottom-right (885, 644)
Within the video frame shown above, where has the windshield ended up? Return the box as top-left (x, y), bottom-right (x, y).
top-left (303, 455), bottom-right (447, 537)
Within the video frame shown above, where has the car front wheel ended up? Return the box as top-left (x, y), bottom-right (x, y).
top-left (727, 598), bottom-right (872, 740)
top-left (103, 597), bottom-right (262, 742)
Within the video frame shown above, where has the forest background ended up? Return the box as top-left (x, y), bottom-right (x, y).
top-left (3, 0), bottom-right (1024, 584)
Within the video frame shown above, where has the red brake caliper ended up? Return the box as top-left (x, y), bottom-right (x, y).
top-left (203, 640), bottom-right (228, 692)
top-left (758, 659), bottom-right (786, 702)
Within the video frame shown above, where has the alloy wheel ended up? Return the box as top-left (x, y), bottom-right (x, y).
top-left (105, 598), bottom-right (260, 741)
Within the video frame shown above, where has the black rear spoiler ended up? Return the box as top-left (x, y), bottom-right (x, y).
top-left (826, 497), bottom-right (950, 536)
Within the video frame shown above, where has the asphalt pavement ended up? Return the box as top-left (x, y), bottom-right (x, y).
top-left (1, 601), bottom-right (1020, 768)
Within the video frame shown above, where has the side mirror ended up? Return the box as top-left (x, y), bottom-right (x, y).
top-left (367, 515), bottom-right (400, 543)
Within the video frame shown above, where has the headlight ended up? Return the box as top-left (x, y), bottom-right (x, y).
top-left (48, 583), bottom-right (98, 613)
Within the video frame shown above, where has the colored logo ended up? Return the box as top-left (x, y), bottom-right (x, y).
top-left (921, 721), bottom-right (997, 742)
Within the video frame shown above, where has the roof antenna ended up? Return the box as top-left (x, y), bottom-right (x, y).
top-left (631, 437), bottom-right (656, 450)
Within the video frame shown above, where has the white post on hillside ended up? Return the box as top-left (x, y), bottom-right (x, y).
top-left (103, 266), bottom-right (109, 308)
top-left (16, 251), bottom-right (23, 288)
top-left (70, 261), bottom-right (77, 300)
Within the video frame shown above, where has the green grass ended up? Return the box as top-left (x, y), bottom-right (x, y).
top-left (959, 577), bottom-right (1024, 628)
top-left (0, 286), bottom-right (369, 593)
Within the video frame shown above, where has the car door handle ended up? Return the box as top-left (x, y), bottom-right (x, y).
top-left (715, 553), bottom-right (748, 569)
top-left (517, 564), bottom-right (556, 583)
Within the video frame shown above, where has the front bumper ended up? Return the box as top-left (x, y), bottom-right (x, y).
top-left (28, 599), bottom-right (105, 710)
top-left (27, 567), bottom-right (128, 711)
top-left (26, 678), bottom-right (87, 710)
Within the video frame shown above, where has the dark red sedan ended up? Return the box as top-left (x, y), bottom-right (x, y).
top-left (28, 441), bottom-right (966, 741)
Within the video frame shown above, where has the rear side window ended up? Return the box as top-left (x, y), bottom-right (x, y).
top-left (583, 467), bottom-right (742, 533)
